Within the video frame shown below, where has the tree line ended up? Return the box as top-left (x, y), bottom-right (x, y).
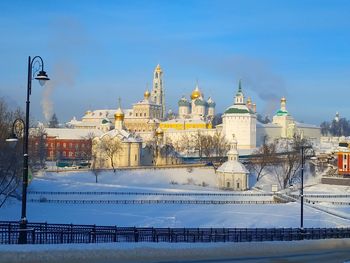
top-left (246, 135), bottom-right (315, 189)
top-left (320, 117), bottom-right (350, 136)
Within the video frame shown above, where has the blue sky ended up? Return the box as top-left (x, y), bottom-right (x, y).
top-left (0, 0), bottom-right (349, 124)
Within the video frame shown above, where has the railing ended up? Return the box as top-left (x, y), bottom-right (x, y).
top-left (27, 199), bottom-right (278, 205)
top-left (27, 191), bottom-right (274, 197)
top-left (1, 221), bottom-right (350, 244)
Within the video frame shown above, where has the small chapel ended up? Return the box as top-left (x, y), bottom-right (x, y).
top-left (216, 135), bottom-right (249, 191)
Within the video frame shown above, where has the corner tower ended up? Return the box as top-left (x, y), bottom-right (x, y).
top-left (151, 64), bottom-right (165, 119)
top-left (222, 80), bottom-right (256, 149)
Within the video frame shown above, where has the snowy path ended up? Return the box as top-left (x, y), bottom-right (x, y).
top-left (1, 239), bottom-right (350, 263)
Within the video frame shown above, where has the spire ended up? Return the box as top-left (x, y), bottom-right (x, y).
top-left (234, 79), bottom-right (245, 105)
top-left (227, 134), bottom-right (239, 161)
top-left (118, 97), bottom-right (122, 109)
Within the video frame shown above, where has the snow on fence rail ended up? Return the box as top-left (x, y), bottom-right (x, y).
top-left (1, 221), bottom-right (350, 244)
top-left (27, 199), bottom-right (278, 205)
top-left (27, 191), bottom-right (274, 197)
top-left (290, 194), bottom-right (350, 199)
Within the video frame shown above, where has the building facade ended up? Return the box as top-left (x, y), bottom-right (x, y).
top-left (160, 84), bottom-right (215, 131)
top-left (216, 135), bottom-right (249, 190)
top-left (256, 97), bottom-right (321, 146)
top-left (222, 80), bottom-right (257, 149)
top-left (92, 106), bottom-right (143, 168)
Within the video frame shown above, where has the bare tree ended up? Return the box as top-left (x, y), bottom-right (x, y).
top-left (212, 130), bottom-right (229, 158)
top-left (201, 135), bottom-right (214, 159)
top-left (98, 137), bottom-right (122, 172)
top-left (0, 98), bottom-right (23, 207)
top-left (29, 125), bottom-right (47, 169)
top-left (79, 132), bottom-right (95, 163)
top-left (272, 135), bottom-right (312, 189)
top-left (191, 130), bottom-right (206, 160)
top-left (91, 154), bottom-right (101, 183)
top-left (246, 136), bottom-right (277, 182)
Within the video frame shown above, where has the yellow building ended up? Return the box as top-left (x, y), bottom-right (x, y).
top-left (124, 90), bottom-right (162, 133)
top-left (160, 84), bottom-right (215, 131)
top-left (92, 106), bottom-right (142, 169)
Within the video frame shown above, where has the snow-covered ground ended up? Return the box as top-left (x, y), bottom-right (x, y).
top-left (1, 168), bottom-right (350, 228)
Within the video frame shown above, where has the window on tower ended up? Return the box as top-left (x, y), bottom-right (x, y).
top-left (155, 73), bottom-right (158, 79)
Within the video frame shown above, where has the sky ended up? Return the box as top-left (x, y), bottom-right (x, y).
top-left (0, 0), bottom-right (349, 125)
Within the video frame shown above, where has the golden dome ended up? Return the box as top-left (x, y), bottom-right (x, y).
top-left (155, 64), bottom-right (162, 73)
top-left (191, 86), bottom-right (202, 100)
top-left (144, 90), bottom-right (150, 99)
top-left (114, 108), bottom-right (124, 121)
top-left (155, 127), bottom-right (164, 136)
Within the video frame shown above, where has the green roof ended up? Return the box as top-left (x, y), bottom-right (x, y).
top-left (194, 99), bottom-right (206, 106)
top-left (224, 107), bottom-right (250, 114)
top-left (102, 119), bottom-right (111, 124)
top-left (276, 109), bottom-right (289, 116)
top-left (207, 102), bottom-right (216, 107)
top-left (178, 100), bottom-right (190, 107)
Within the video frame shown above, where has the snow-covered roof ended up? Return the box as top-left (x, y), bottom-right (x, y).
top-left (162, 118), bottom-right (207, 124)
top-left (224, 104), bottom-right (254, 115)
top-left (100, 129), bottom-right (142, 143)
top-left (217, 161), bottom-right (249, 174)
top-left (256, 122), bottom-right (281, 128)
top-left (83, 109), bottom-right (116, 120)
top-left (43, 128), bottom-right (103, 140)
top-left (295, 122), bottom-right (320, 129)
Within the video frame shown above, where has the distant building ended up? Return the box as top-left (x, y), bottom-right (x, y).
top-left (159, 83), bottom-right (215, 131)
top-left (67, 64), bottom-right (164, 137)
top-left (222, 80), bottom-right (257, 149)
top-left (92, 105), bottom-right (143, 168)
top-left (257, 97), bottom-right (321, 145)
top-left (39, 128), bottom-right (103, 161)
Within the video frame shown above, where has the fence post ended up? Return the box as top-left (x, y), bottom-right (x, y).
top-left (8, 223), bottom-right (11, 244)
top-left (114, 226), bottom-right (117, 242)
top-left (32, 229), bottom-right (35, 244)
top-left (70, 224), bottom-right (73, 243)
top-left (93, 225), bottom-right (96, 243)
top-left (134, 227), bottom-right (139, 242)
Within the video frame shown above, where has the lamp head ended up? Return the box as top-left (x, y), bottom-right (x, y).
top-left (6, 134), bottom-right (19, 149)
top-left (35, 70), bottom-right (50, 86)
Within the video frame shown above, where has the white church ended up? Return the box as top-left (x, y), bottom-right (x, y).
top-left (221, 81), bottom-right (321, 149)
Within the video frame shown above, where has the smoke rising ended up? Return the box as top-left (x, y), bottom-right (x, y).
top-left (41, 61), bottom-right (77, 121)
top-left (170, 49), bottom-right (287, 116)
top-left (41, 16), bottom-right (85, 121)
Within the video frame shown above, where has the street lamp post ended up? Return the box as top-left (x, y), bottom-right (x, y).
top-left (18, 56), bottom-right (49, 244)
top-left (300, 146), bottom-right (305, 230)
top-left (300, 145), bottom-right (313, 230)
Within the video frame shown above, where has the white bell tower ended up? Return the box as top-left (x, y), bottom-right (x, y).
top-left (151, 64), bottom-right (165, 119)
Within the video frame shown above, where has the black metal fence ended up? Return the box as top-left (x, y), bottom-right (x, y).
top-left (1, 221), bottom-right (350, 245)
top-left (27, 199), bottom-right (278, 205)
top-left (28, 191), bottom-right (274, 197)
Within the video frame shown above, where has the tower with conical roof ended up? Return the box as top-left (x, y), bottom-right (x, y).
top-left (222, 80), bottom-right (256, 149)
top-left (207, 97), bottom-right (216, 119)
top-left (190, 82), bottom-right (206, 119)
top-left (178, 95), bottom-right (190, 118)
top-left (151, 64), bottom-right (165, 119)
top-left (272, 96), bottom-right (295, 138)
top-left (114, 98), bottom-right (125, 131)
